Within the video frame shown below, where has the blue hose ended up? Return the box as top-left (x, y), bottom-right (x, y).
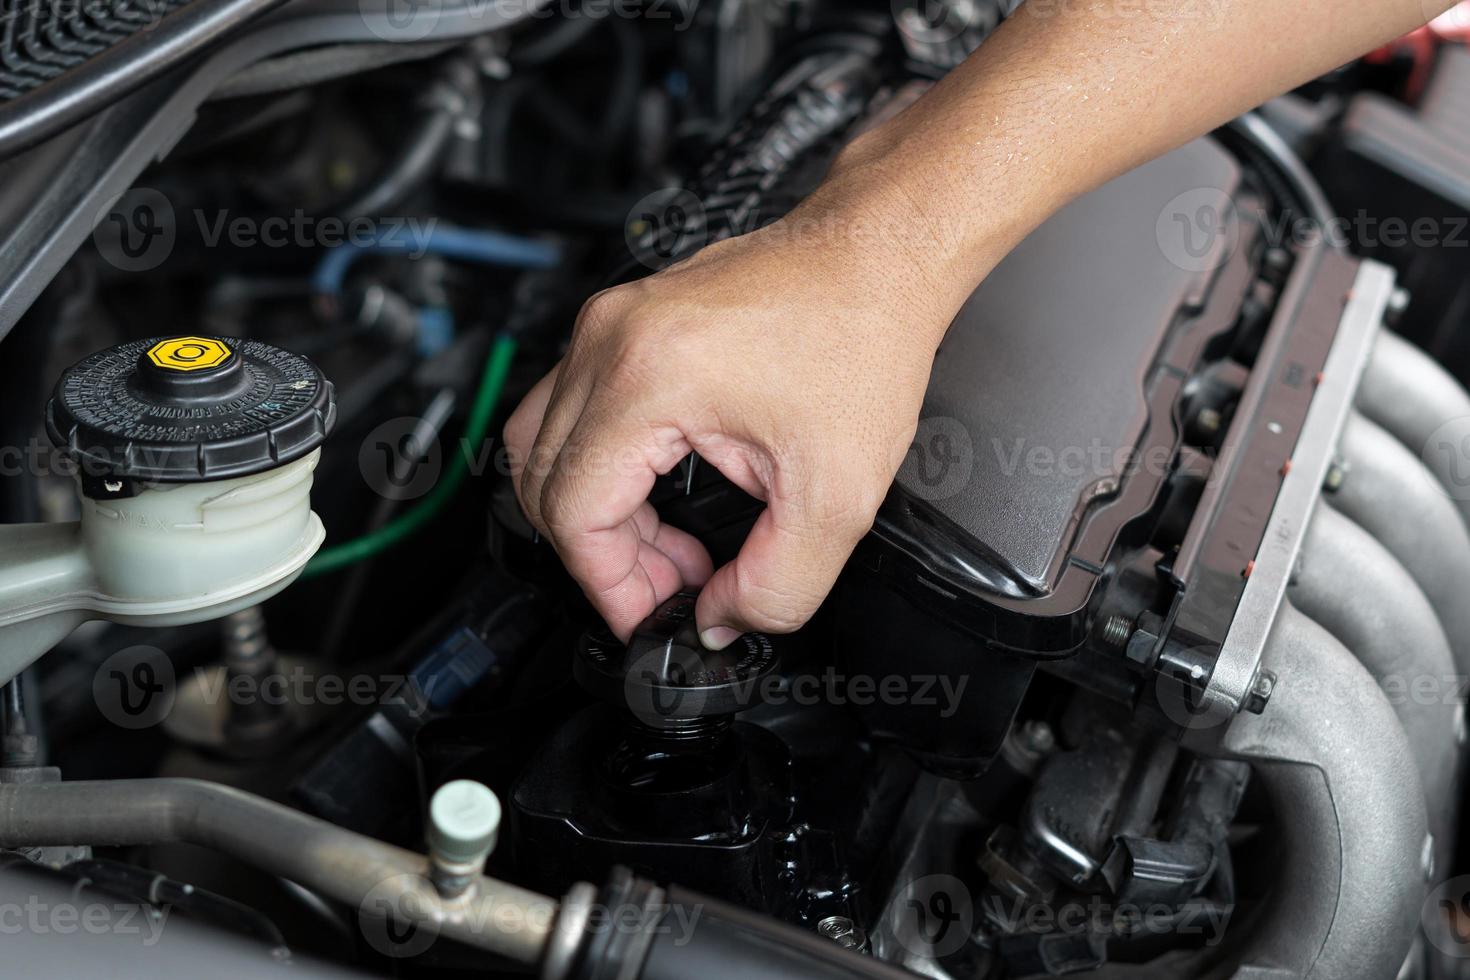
top-left (312, 224), bottom-right (562, 298)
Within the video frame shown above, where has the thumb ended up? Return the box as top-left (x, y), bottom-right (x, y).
top-left (694, 493), bottom-right (872, 649)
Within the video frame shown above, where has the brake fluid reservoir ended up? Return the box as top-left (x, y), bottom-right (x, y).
top-left (0, 335), bottom-right (335, 685)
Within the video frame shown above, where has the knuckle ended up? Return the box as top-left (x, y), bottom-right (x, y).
top-left (538, 480), bottom-right (571, 533)
top-left (503, 403), bottom-right (537, 456)
top-left (576, 286), bottom-right (634, 333)
top-left (538, 473), bottom-right (589, 538)
top-left (519, 454), bottom-right (558, 527)
top-left (518, 474), bottom-right (547, 528)
top-left (570, 291), bottom-right (669, 398)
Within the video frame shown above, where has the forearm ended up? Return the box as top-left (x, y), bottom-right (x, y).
top-left (815, 0), bottom-right (1456, 333)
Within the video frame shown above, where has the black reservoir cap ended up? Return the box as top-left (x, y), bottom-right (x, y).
top-left (46, 336), bottom-right (335, 495)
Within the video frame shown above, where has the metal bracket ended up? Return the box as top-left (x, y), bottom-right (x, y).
top-left (1197, 258), bottom-right (1398, 725)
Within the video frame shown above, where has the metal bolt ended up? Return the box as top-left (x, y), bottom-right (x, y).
top-left (220, 606), bottom-right (297, 746)
top-left (1323, 459), bottom-right (1348, 493)
top-left (1100, 614), bottom-right (1134, 650)
top-left (1244, 670), bottom-right (1275, 714)
top-left (1196, 407), bottom-right (1223, 436)
top-left (817, 915), bottom-right (867, 951)
top-left (1019, 720), bottom-right (1056, 756)
top-left (224, 607), bottom-right (272, 674)
top-left (481, 55), bottom-right (511, 80)
top-left (1263, 247), bottom-right (1292, 276)
top-left (1387, 287), bottom-right (1411, 323)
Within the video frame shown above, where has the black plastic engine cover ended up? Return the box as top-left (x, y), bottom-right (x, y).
top-left (911, 139), bottom-right (1240, 592)
top-left (849, 136), bottom-right (1254, 657)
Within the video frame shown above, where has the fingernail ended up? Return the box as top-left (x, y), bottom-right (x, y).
top-left (700, 626), bottom-right (742, 651)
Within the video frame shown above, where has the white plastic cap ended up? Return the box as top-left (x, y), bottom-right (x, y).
top-left (427, 779), bottom-right (501, 865)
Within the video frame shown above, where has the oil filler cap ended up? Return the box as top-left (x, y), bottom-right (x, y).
top-left (575, 592), bottom-right (780, 726)
top-left (47, 335), bottom-right (335, 496)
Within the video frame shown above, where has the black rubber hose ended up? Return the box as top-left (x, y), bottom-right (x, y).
top-left (563, 868), bottom-right (918, 980)
top-left (509, 8), bottom-right (605, 67)
top-left (1223, 112), bottom-right (1338, 245)
top-left (597, 15), bottom-right (642, 150)
top-left (339, 108), bottom-right (457, 218)
top-left (333, 58), bottom-right (477, 220)
top-left (482, 18), bottom-right (642, 179)
top-left (209, 40), bottom-right (459, 101)
top-left (0, 287), bottom-right (50, 523)
top-left (0, 0), bottom-right (293, 159)
top-left (640, 887), bottom-right (917, 980)
top-left (0, 676), bottom-right (27, 766)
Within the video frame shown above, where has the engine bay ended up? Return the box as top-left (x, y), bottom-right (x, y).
top-left (2, 3), bottom-right (1470, 978)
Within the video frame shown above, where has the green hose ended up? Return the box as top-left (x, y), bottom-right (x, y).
top-left (302, 334), bottom-right (518, 579)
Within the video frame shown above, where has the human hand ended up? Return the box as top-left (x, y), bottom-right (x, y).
top-left (503, 167), bottom-right (980, 648)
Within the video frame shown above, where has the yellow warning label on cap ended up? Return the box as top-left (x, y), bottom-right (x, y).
top-left (147, 337), bottom-right (232, 372)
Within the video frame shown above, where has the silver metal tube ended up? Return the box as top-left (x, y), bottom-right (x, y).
top-left (1219, 603), bottom-right (1426, 980)
top-left (1333, 411), bottom-right (1470, 672)
top-left (1289, 505), bottom-right (1459, 872)
top-left (1357, 329), bottom-right (1470, 528)
top-left (0, 778), bottom-right (557, 965)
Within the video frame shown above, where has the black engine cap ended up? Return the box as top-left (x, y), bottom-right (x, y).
top-left (575, 593), bottom-right (780, 724)
top-left (46, 335), bottom-right (335, 494)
